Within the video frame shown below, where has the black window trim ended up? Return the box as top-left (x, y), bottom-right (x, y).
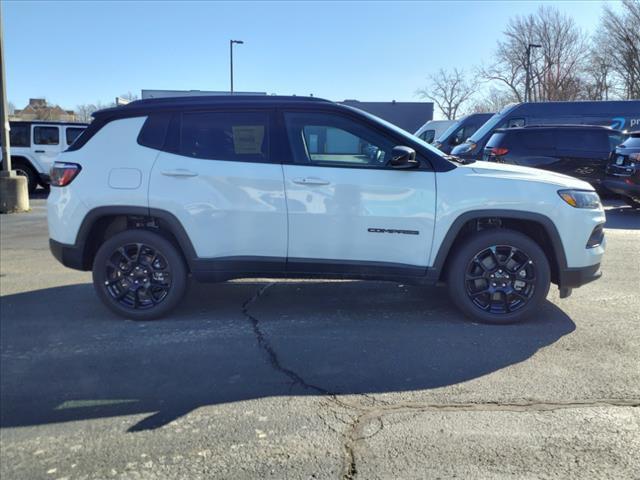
top-left (33, 125), bottom-right (60, 146)
top-left (278, 106), bottom-right (435, 172)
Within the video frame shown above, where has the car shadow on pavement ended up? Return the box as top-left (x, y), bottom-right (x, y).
top-left (604, 206), bottom-right (640, 230)
top-left (0, 280), bottom-right (575, 432)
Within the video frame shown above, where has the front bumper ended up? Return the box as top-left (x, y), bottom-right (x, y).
top-left (49, 239), bottom-right (88, 271)
top-left (602, 177), bottom-right (640, 201)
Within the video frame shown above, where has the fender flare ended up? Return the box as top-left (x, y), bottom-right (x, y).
top-left (429, 209), bottom-right (568, 280)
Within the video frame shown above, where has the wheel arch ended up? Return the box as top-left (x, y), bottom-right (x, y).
top-left (74, 206), bottom-right (197, 271)
top-left (431, 210), bottom-right (567, 285)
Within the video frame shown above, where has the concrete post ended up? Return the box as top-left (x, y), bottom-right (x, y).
top-left (0, 3), bottom-right (29, 213)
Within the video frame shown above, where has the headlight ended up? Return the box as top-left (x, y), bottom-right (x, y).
top-left (558, 189), bottom-right (602, 209)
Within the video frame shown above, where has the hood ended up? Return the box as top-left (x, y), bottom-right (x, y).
top-left (465, 161), bottom-right (594, 190)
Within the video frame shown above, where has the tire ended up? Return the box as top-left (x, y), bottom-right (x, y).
top-left (92, 229), bottom-right (188, 320)
top-left (13, 159), bottom-right (39, 194)
top-left (446, 229), bottom-right (551, 324)
top-left (623, 197), bottom-right (640, 209)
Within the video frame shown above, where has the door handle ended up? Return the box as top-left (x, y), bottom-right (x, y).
top-left (34, 150), bottom-right (45, 153)
top-left (161, 169), bottom-right (198, 177)
top-left (292, 177), bottom-right (330, 186)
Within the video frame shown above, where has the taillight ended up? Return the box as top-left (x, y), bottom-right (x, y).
top-left (491, 147), bottom-right (509, 156)
top-left (50, 162), bottom-right (81, 187)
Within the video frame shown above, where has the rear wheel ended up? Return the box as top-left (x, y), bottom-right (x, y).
top-left (13, 159), bottom-right (39, 194)
top-left (92, 230), bottom-right (187, 320)
top-left (446, 229), bottom-right (551, 324)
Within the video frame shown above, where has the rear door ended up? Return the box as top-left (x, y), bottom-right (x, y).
top-left (148, 109), bottom-right (287, 271)
top-left (281, 110), bottom-right (436, 274)
top-left (555, 129), bottom-right (610, 186)
top-left (31, 124), bottom-right (63, 173)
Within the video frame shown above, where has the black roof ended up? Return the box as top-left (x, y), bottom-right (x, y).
top-left (93, 95), bottom-right (332, 120)
top-left (495, 124), bottom-right (621, 133)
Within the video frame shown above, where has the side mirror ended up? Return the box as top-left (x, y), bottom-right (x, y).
top-left (390, 146), bottom-right (418, 169)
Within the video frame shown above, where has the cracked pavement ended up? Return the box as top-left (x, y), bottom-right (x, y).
top-left (1, 198), bottom-right (639, 479)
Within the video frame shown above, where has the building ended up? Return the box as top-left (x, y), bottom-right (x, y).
top-left (339, 100), bottom-right (433, 133)
top-left (12, 98), bottom-right (76, 122)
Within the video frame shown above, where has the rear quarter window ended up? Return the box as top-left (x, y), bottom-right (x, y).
top-left (520, 130), bottom-right (555, 150)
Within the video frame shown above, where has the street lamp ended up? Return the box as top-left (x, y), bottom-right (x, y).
top-left (229, 39), bottom-right (244, 94)
top-left (525, 43), bottom-right (542, 103)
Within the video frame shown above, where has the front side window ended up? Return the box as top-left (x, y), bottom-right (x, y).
top-left (179, 111), bottom-right (269, 162)
top-left (285, 112), bottom-right (395, 168)
top-left (66, 127), bottom-right (85, 145)
top-left (34, 126), bottom-right (60, 145)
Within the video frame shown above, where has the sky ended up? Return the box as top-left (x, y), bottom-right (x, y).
top-left (3, 0), bottom-right (614, 116)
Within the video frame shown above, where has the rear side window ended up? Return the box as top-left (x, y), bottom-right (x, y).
top-left (556, 130), bottom-right (608, 152)
top-left (66, 127), bottom-right (85, 145)
top-left (179, 111), bottom-right (269, 162)
top-left (138, 113), bottom-right (172, 150)
top-left (519, 130), bottom-right (555, 150)
top-left (419, 129), bottom-right (435, 143)
top-left (1, 123), bottom-right (29, 147)
top-left (34, 126), bottom-right (59, 145)
top-left (485, 132), bottom-right (507, 149)
top-left (621, 135), bottom-right (640, 148)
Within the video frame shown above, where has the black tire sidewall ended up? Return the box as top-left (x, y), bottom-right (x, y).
top-left (447, 229), bottom-right (551, 324)
top-left (92, 230), bottom-right (187, 320)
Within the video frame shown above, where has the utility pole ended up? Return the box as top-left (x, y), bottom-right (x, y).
top-left (0, 3), bottom-right (28, 213)
top-left (524, 43), bottom-right (541, 103)
top-left (229, 39), bottom-right (244, 94)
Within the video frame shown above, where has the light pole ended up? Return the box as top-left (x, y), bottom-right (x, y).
top-left (525, 43), bottom-right (542, 103)
top-left (229, 39), bottom-right (244, 94)
top-left (0, 3), bottom-right (28, 213)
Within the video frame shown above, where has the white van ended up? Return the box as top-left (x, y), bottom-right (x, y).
top-left (0, 121), bottom-right (88, 193)
top-left (414, 120), bottom-right (455, 144)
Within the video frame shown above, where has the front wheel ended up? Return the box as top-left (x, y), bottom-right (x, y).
top-left (92, 230), bottom-right (187, 320)
top-left (446, 229), bottom-right (551, 324)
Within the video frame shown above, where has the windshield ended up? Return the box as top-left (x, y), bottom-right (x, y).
top-left (343, 105), bottom-right (450, 158)
top-left (467, 104), bottom-right (518, 143)
top-left (436, 119), bottom-right (464, 143)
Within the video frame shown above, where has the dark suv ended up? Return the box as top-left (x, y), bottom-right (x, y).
top-left (483, 125), bottom-right (625, 190)
top-left (603, 131), bottom-right (640, 208)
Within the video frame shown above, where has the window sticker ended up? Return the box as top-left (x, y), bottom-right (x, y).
top-left (232, 125), bottom-right (264, 154)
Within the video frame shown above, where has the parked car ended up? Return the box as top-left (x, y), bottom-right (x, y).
top-left (47, 95), bottom-right (605, 324)
top-left (433, 113), bottom-right (494, 154)
top-left (483, 125), bottom-right (625, 191)
top-left (0, 121), bottom-right (88, 193)
top-left (414, 119), bottom-right (455, 144)
top-left (603, 131), bottom-right (640, 208)
top-left (452, 100), bottom-right (640, 161)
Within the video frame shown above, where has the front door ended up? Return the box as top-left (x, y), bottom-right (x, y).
top-left (281, 111), bottom-right (436, 275)
top-left (31, 124), bottom-right (63, 172)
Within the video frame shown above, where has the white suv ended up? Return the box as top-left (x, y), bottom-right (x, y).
top-left (47, 96), bottom-right (605, 323)
top-left (1, 121), bottom-right (87, 193)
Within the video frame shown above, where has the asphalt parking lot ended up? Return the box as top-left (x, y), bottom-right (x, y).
top-left (1, 197), bottom-right (639, 480)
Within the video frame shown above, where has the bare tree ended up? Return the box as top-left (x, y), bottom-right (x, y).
top-left (600, 0), bottom-right (640, 99)
top-left (75, 101), bottom-right (112, 123)
top-left (480, 6), bottom-right (588, 102)
top-left (7, 101), bottom-right (15, 115)
top-left (416, 69), bottom-right (475, 119)
top-left (468, 88), bottom-right (517, 114)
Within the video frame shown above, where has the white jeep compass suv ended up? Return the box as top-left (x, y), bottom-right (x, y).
top-left (47, 96), bottom-right (605, 323)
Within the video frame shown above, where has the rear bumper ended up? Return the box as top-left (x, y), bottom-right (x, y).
top-left (559, 263), bottom-right (602, 289)
top-left (49, 239), bottom-right (87, 271)
top-left (603, 178), bottom-right (640, 200)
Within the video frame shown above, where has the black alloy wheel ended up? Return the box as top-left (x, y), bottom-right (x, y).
top-left (93, 230), bottom-right (187, 320)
